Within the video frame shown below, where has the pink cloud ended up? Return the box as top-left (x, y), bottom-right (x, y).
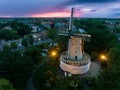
top-left (31, 8), bottom-right (82, 17)
top-left (32, 12), bottom-right (70, 17)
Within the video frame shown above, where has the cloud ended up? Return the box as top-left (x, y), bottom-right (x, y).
top-left (0, 0), bottom-right (70, 17)
top-left (0, 0), bottom-right (120, 18)
top-left (65, 1), bottom-right (120, 18)
top-left (67, 0), bottom-right (119, 4)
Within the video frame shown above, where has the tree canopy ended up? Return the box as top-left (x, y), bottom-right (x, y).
top-left (0, 50), bottom-right (34, 89)
top-left (0, 79), bottom-right (15, 90)
top-left (74, 19), bottom-right (118, 60)
top-left (0, 30), bottom-right (19, 41)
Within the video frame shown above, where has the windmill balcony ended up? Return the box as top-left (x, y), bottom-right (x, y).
top-left (60, 52), bottom-right (91, 74)
top-left (60, 52), bottom-right (91, 66)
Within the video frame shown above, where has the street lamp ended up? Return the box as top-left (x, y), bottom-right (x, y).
top-left (100, 54), bottom-right (107, 68)
top-left (51, 51), bottom-right (57, 57)
top-left (100, 54), bottom-right (107, 61)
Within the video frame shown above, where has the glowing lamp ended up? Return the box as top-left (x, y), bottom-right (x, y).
top-left (51, 51), bottom-right (56, 56)
top-left (100, 54), bottom-right (107, 61)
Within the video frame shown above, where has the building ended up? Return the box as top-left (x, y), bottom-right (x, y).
top-left (60, 8), bottom-right (91, 76)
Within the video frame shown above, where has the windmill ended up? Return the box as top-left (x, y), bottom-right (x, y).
top-left (59, 8), bottom-right (91, 76)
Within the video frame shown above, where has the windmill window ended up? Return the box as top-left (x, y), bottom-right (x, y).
top-left (75, 51), bottom-right (77, 53)
top-left (71, 43), bottom-right (73, 46)
top-left (75, 56), bottom-right (77, 60)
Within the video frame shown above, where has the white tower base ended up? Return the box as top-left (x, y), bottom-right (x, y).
top-left (60, 52), bottom-right (91, 75)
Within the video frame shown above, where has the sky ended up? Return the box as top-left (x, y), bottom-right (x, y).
top-left (0, 0), bottom-right (120, 18)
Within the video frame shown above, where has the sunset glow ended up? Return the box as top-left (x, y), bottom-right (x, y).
top-left (0, 0), bottom-right (120, 18)
top-left (32, 12), bottom-right (70, 18)
top-left (32, 10), bottom-right (82, 18)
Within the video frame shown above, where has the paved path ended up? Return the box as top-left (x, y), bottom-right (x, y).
top-left (27, 60), bottom-right (48, 90)
top-left (27, 77), bottom-right (35, 90)
top-left (27, 39), bottom-right (51, 90)
top-left (27, 61), bottom-right (101, 90)
top-left (84, 62), bottom-right (101, 77)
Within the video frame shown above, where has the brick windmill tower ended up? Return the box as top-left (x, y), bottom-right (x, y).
top-left (59, 8), bottom-right (91, 76)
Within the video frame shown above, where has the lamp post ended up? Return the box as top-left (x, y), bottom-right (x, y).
top-left (51, 51), bottom-right (57, 57)
top-left (50, 50), bottom-right (59, 65)
top-left (100, 54), bottom-right (107, 68)
top-left (100, 54), bottom-right (107, 61)
top-left (51, 50), bottom-right (58, 60)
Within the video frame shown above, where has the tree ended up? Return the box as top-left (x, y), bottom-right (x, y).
top-left (48, 29), bottom-right (58, 40)
top-left (96, 65), bottom-right (120, 90)
top-left (2, 45), bottom-right (11, 52)
top-left (75, 19), bottom-right (105, 30)
top-left (11, 42), bottom-right (17, 50)
top-left (27, 34), bottom-right (34, 45)
top-left (21, 38), bottom-right (28, 47)
top-left (95, 45), bottom-right (120, 90)
top-left (0, 50), bottom-right (34, 89)
top-left (0, 30), bottom-right (19, 41)
top-left (108, 46), bottom-right (120, 65)
top-left (47, 29), bottom-right (58, 46)
top-left (33, 62), bottom-right (59, 90)
top-left (75, 19), bottom-right (118, 60)
top-left (7, 20), bottom-right (32, 37)
top-left (0, 79), bottom-right (15, 90)
top-left (56, 35), bottom-right (68, 53)
top-left (11, 56), bottom-right (34, 89)
top-left (113, 28), bottom-right (120, 33)
top-left (24, 46), bottom-right (43, 64)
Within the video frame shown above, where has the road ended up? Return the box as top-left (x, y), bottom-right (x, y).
top-left (27, 62), bottom-right (46, 90)
top-left (26, 39), bottom-right (51, 90)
